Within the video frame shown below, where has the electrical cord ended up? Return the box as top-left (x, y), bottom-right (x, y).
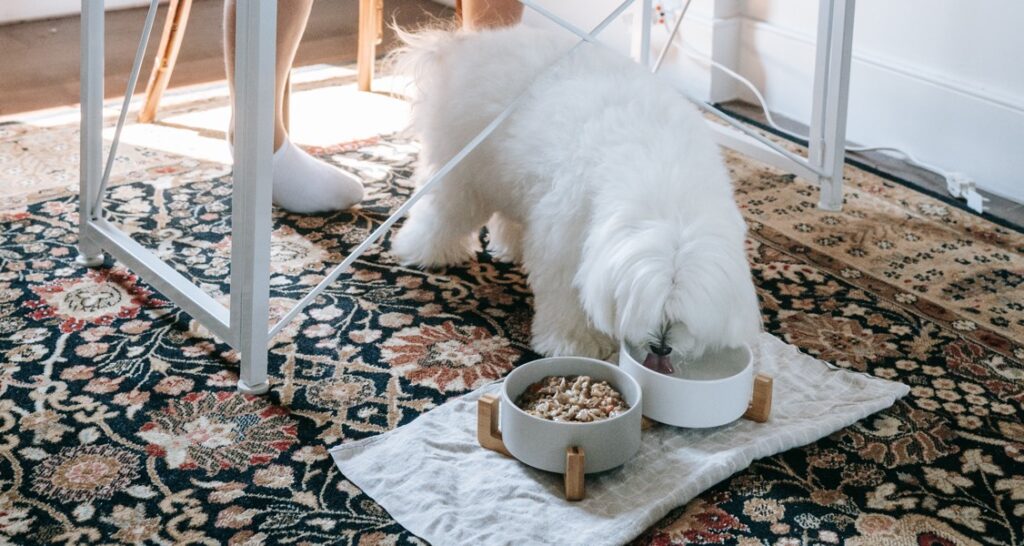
top-left (652, 8), bottom-right (986, 213)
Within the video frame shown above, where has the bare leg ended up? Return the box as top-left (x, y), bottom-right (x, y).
top-left (224, 0), bottom-right (364, 213)
top-left (461, 0), bottom-right (523, 30)
top-left (225, 0), bottom-right (311, 150)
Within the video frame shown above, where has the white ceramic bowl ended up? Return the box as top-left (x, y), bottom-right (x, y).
top-left (501, 357), bottom-right (643, 474)
top-left (619, 342), bottom-right (753, 428)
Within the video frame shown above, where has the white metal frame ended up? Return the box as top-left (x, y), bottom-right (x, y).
top-left (79, 0), bottom-right (277, 394)
top-left (638, 0), bottom-right (856, 211)
top-left (78, 0), bottom-right (855, 393)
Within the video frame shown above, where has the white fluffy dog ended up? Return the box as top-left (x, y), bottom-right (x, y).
top-left (390, 25), bottom-right (762, 359)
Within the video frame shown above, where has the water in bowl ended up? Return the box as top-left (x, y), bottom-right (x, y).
top-left (661, 345), bottom-right (750, 381)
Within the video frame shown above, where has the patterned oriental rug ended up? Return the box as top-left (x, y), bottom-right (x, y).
top-left (0, 78), bottom-right (1022, 545)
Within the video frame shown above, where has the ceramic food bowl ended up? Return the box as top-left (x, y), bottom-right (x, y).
top-left (500, 357), bottom-right (643, 474)
top-left (619, 342), bottom-right (753, 428)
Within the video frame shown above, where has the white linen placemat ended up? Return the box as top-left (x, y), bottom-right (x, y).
top-left (331, 333), bottom-right (909, 546)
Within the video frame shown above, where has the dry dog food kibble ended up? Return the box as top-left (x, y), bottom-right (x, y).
top-left (516, 375), bottom-right (629, 422)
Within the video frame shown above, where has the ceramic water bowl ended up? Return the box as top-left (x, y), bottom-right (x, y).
top-left (619, 342), bottom-right (754, 428)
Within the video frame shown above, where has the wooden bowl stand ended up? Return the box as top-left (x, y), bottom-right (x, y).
top-left (477, 373), bottom-right (773, 501)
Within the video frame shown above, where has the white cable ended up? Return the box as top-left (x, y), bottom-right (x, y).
top-left (654, 8), bottom-right (985, 213)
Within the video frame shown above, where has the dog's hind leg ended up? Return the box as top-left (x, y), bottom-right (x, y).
top-left (391, 171), bottom-right (492, 268)
top-left (485, 214), bottom-right (524, 264)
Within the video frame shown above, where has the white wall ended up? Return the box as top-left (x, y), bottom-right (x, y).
top-left (14, 0), bottom-right (1019, 202)
top-left (737, 1), bottom-right (1024, 203)
top-left (525, 0), bottom-right (1024, 203)
top-left (522, 0), bottom-right (742, 102)
top-left (0, 0), bottom-right (163, 24)
top-left (522, 0), bottom-right (632, 50)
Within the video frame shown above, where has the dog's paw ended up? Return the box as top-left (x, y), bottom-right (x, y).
top-left (485, 217), bottom-right (523, 264)
top-left (532, 328), bottom-right (617, 360)
top-left (391, 224), bottom-right (472, 269)
top-left (486, 237), bottom-right (522, 264)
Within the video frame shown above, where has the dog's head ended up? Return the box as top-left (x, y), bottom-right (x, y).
top-left (575, 211), bottom-right (762, 358)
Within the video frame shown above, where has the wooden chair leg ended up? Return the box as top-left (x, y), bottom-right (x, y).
top-left (357, 0), bottom-right (384, 92)
top-left (138, 0), bottom-right (193, 123)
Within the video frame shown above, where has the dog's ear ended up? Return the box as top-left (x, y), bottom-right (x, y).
top-left (574, 222), bottom-right (619, 336)
top-left (575, 221), bottom-right (673, 342)
top-left (662, 236), bottom-right (762, 354)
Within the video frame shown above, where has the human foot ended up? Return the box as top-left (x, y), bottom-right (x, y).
top-left (270, 138), bottom-right (364, 213)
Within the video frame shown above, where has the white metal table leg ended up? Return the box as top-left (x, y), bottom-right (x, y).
top-left (78, 0), bottom-right (106, 268)
top-left (231, 1), bottom-right (277, 395)
top-left (631, 0), bottom-right (654, 67)
top-left (809, 0), bottom-right (856, 211)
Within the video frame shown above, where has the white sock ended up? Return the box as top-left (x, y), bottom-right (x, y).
top-left (270, 138), bottom-right (364, 213)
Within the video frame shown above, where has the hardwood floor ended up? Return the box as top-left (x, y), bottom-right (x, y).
top-left (0, 0), bottom-right (450, 116)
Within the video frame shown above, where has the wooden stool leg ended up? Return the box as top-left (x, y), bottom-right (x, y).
top-left (743, 374), bottom-right (773, 423)
top-left (477, 394), bottom-right (511, 456)
top-left (357, 0), bottom-right (384, 92)
top-left (138, 0), bottom-right (193, 123)
top-left (564, 447), bottom-right (585, 501)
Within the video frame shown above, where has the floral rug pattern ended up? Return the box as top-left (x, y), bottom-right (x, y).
top-left (1, 119), bottom-right (1023, 544)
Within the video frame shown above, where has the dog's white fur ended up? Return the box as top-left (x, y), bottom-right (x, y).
top-left (390, 25), bottom-right (762, 359)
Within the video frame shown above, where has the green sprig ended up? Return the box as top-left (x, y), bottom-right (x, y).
top-left (648, 324), bottom-right (672, 356)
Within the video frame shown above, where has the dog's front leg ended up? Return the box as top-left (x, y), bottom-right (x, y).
top-left (391, 192), bottom-right (490, 268)
top-left (530, 274), bottom-right (616, 359)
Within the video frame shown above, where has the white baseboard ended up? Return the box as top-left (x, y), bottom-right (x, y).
top-left (737, 17), bottom-right (1024, 203)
